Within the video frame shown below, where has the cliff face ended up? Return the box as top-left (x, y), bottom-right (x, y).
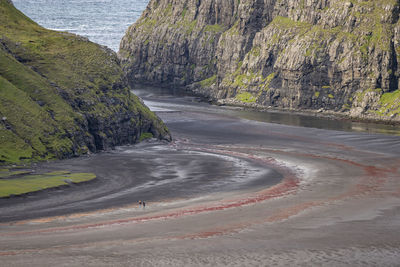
top-left (119, 0), bottom-right (400, 121)
top-left (0, 0), bottom-right (170, 164)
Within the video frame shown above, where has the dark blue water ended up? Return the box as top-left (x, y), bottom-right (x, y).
top-left (13, 0), bottom-right (149, 51)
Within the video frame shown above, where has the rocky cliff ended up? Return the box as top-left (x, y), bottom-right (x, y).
top-left (0, 0), bottom-right (170, 164)
top-left (119, 0), bottom-right (400, 122)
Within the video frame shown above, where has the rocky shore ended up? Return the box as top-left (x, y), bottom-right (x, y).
top-left (119, 0), bottom-right (400, 122)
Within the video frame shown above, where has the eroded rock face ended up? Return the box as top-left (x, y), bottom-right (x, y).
top-left (0, 0), bottom-right (170, 164)
top-left (120, 0), bottom-right (400, 121)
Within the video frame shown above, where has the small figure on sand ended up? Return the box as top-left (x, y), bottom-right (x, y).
top-left (143, 201), bottom-right (146, 209)
top-left (138, 200), bottom-right (142, 206)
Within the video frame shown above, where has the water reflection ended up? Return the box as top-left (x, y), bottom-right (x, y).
top-left (236, 110), bottom-right (400, 136)
top-left (135, 86), bottom-right (400, 137)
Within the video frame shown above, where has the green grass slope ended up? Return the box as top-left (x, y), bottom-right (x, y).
top-left (0, 0), bottom-right (170, 164)
top-left (0, 170), bottom-right (96, 198)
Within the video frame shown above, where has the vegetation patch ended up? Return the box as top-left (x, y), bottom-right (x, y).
top-left (375, 90), bottom-right (400, 116)
top-left (0, 171), bottom-right (96, 197)
top-left (136, 17), bottom-right (158, 34)
top-left (270, 16), bottom-right (312, 31)
top-left (139, 132), bottom-right (154, 141)
top-left (225, 20), bottom-right (239, 36)
top-left (236, 92), bottom-right (256, 103)
top-left (204, 24), bottom-right (224, 33)
top-left (181, 6), bottom-right (187, 19)
top-left (199, 75), bottom-right (217, 87)
top-left (250, 46), bottom-right (261, 57)
top-left (0, 1), bottom-right (170, 164)
top-left (186, 20), bottom-right (198, 35)
top-left (263, 72), bottom-right (275, 90)
top-left (0, 170), bottom-right (31, 178)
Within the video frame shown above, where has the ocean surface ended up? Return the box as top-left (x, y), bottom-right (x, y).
top-left (13, 0), bottom-right (149, 51)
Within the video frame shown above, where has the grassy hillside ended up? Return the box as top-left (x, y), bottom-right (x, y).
top-left (0, 0), bottom-right (170, 164)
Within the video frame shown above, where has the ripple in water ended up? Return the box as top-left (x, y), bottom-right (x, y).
top-left (12, 0), bottom-right (149, 51)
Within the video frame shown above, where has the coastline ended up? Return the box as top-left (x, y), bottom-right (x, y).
top-left (134, 83), bottom-right (400, 126)
top-left (215, 98), bottom-right (400, 125)
top-left (1, 84), bottom-right (399, 265)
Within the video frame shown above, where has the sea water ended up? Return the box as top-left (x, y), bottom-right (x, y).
top-left (12, 0), bottom-right (149, 51)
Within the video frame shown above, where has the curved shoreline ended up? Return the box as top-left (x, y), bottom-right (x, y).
top-left (0, 142), bottom-right (282, 223)
top-left (0, 89), bottom-right (399, 265)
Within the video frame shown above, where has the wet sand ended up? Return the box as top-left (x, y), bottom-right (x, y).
top-left (0, 88), bottom-right (400, 266)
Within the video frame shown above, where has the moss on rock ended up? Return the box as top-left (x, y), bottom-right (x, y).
top-left (120, 0), bottom-right (400, 121)
top-left (0, 0), bottom-right (170, 165)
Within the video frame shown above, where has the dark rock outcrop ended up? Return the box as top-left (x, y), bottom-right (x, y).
top-left (119, 0), bottom-right (400, 122)
top-left (0, 0), bottom-right (170, 164)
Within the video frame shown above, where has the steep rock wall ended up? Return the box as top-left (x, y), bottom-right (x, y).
top-left (120, 0), bottom-right (400, 121)
top-left (0, 0), bottom-right (170, 164)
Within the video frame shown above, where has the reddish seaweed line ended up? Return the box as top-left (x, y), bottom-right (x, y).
top-left (206, 144), bottom-right (393, 178)
top-left (0, 178), bottom-right (299, 237)
top-left (1, 145), bottom-right (300, 237)
top-left (186, 146), bottom-right (295, 179)
top-left (176, 222), bottom-right (250, 240)
top-left (196, 145), bottom-right (395, 224)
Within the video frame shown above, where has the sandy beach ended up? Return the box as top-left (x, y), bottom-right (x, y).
top-left (0, 88), bottom-right (399, 266)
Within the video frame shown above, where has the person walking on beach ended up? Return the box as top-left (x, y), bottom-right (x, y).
top-left (143, 201), bottom-right (145, 209)
top-left (138, 200), bottom-right (142, 206)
